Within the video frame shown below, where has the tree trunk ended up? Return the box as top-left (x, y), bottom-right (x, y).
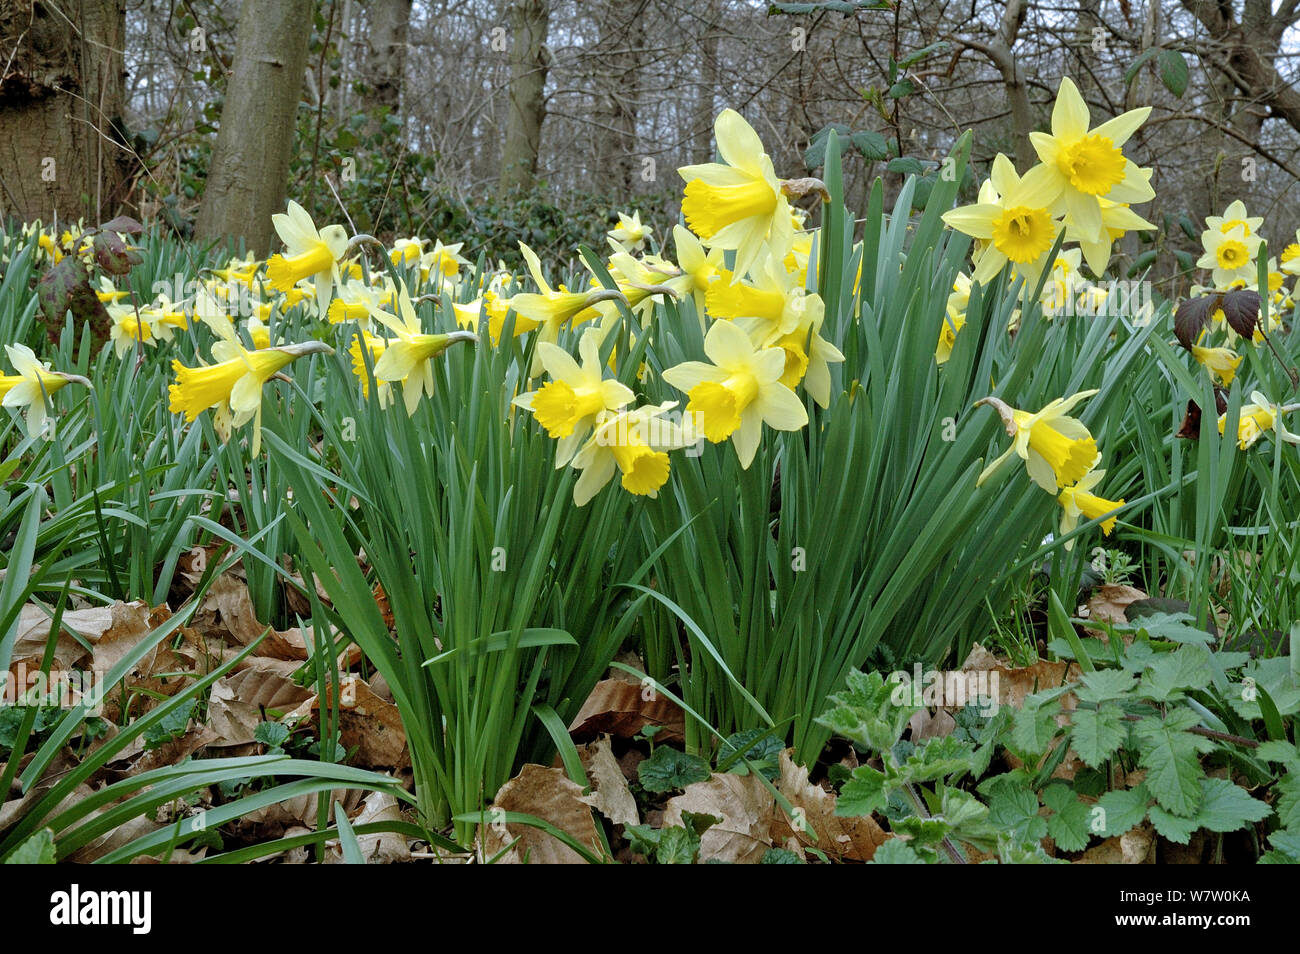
top-left (691, 3), bottom-right (721, 165)
top-left (195, 0), bottom-right (314, 256)
top-left (0, 0), bottom-right (129, 224)
top-left (499, 0), bottom-right (550, 192)
top-left (360, 0), bottom-right (411, 123)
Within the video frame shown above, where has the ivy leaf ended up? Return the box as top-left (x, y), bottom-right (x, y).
top-left (1070, 702), bottom-right (1127, 768)
top-left (1093, 785), bottom-right (1151, 838)
top-left (1133, 709), bottom-right (1214, 816)
top-left (637, 746), bottom-right (710, 794)
top-left (1157, 49), bottom-right (1189, 97)
top-left (254, 721), bottom-right (291, 750)
top-left (1042, 783), bottom-right (1093, 852)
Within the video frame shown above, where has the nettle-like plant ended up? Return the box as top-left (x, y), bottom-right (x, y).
top-left (821, 612), bottom-right (1298, 864)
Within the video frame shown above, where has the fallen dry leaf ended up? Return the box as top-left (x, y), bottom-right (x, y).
top-left (577, 736), bottom-right (639, 827)
top-left (482, 764), bottom-right (607, 864)
top-left (769, 750), bottom-right (887, 862)
top-left (1074, 823), bottom-right (1156, 864)
top-left (351, 792), bottom-right (411, 864)
top-left (568, 677), bottom-right (685, 745)
top-left (193, 572), bottom-right (307, 660)
top-left (1083, 583), bottom-right (1149, 632)
top-left (10, 603), bottom-right (112, 673)
top-left (663, 771), bottom-right (774, 864)
top-left (207, 667), bottom-right (314, 748)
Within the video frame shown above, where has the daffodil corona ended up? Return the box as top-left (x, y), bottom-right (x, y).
top-left (976, 390), bottom-right (1100, 493)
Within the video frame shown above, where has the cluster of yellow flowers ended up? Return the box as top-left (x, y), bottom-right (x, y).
top-left (511, 108), bottom-right (844, 503)
top-left (938, 77), bottom-right (1158, 360)
top-left (1187, 199), bottom-right (1299, 398)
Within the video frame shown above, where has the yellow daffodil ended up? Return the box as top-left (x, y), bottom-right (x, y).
top-left (368, 283), bottom-right (477, 416)
top-left (667, 224), bottom-right (725, 324)
top-left (420, 240), bottom-right (471, 288)
top-left (1058, 467), bottom-right (1124, 547)
top-left (976, 389), bottom-right (1100, 492)
top-left (327, 278), bottom-right (396, 325)
top-left (1197, 223), bottom-right (1259, 288)
top-left (513, 328), bottom-right (635, 466)
top-left (1, 344), bottom-right (90, 439)
top-left (1280, 235), bottom-right (1300, 277)
top-left (96, 276), bottom-right (129, 305)
top-left (936, 275), bottom-right (971, 364)
top-left (107, 304), bottom-right (159, 359)
top-left (1191, 343), bottom-right (1242, 385)
top-left (1062, 197), bottom-right (1155, 276)
top-left (942, 154), bottom-right (1061, 284)
top-left (751, 305), bottom-right (843, 407)
top-left (265, 200), bottom-right (349, 314)
top-left (570, 402), bottom-right (696, 506)
top-left (1029, 77), bottom-right (1154, 242)
top-left (390, 236), bottom-right (427, 266)
top-left (1218, 391), bottom-right (1300, 449)
top-left (662, 318), bottom-right (807, 468)
top-left (349, 329), bottom-right (394, 407)
top-left (609, 212), bottom-right (653, 251)
top-left (511, 243), bottom-right (620, 375)
top-left (168, 311), bottom-right (331, 455)
top-left (706, 251), bottom-right (815, 345)
top-left (1205, 200), bottom-right (1262, 240)
top-left (678, 109), bottom-right (794, 280)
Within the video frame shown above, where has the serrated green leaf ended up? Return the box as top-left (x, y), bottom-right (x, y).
top-left (1042, 783), bottom-right (1093, 852)
top-left (1134, 709), bottom-right (1214, 816)
top-left (1195, 777), bottom-right (1271, 832)
top-left (985, 775), bottom-right (1047, 845)
top-left (1076, 669), bottom-right (1137, 703)
top-left (1070, 703), bottom-right (1127, 768)
top-left (869, 838), bottom-right (927, 864)
top-left (1093, 785), bottom-right (1150, 838)
top-left (836, 765), bottom-right (888, 817)
top-left (1140, 644), bottom-right (1212, 701)
top-left (1011, 700), bottom-right (1061, 757)
top-left (1148, 805), bottom-right (1199, 843)
top-left (817, 669), bottom-right (918, 754)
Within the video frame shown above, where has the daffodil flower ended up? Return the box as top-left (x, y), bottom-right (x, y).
top-left (368, 283), bottom-right (477, 416)
top-left (514, 329), bottom-right (636, 467)
top-left (609, 211), bottom-right (653, 251)
top-left (265, 200), bottom-right (349, 314)
top-left (168, 311), bottom-right (331, 455)
top-left (1197, 224), bottom-right (1259, 288)
top-left (327, 278), bottom-right (396, 325)
top-left (662, 318), bottom-right (807, 469)
top-left (1, 344), bottom-right (90, 440)
top-left (678, 109), bottom-right (794, 280)
top-left (96, 276), bottom-right (129, 305)
top-left (349, 329), bottom-right (394, 407)
top-left (1280, 233), bottom-right (1300, 277)
top-left (936, 274), bottom-right (971, 365)
top-left (667, 224), bottom-right (725, 324)
top-left (1058, 468), bottom-right (1124, 548)
top-left (1062, 197), bottom-right (1155, 276)
top-left (1205, 200), bottom-right (1262, 240)
top-left (975, 389), bottom-right (1100, 492)
top-left (1029, 77), bottom-right (1154, 242)
top-left (510, 243), bottom-right (622, 375)
top-left (1218, 391), bottom-right (1300, 450)
top-left (706, 251), bottom-right (814, 344)
top-left (421, 240), bottom-right (471, 288)
top-left (942, 154), bottom-right (1061, 285)
top-left (1191, 342), bottom-right (1242, 386)
top-left (107, 303), bottom-right (160, 359)
top-left (390, 236), bottom-right (427, 266)
top-left (570, 402), bottom-right (696, 506)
